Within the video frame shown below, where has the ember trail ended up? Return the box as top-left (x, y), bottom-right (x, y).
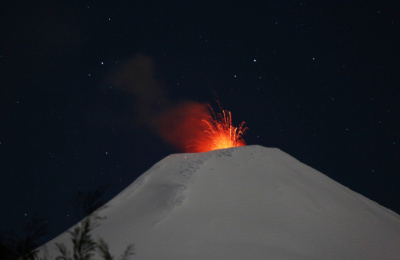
top-left (188, 105), bottom-right (247, 152)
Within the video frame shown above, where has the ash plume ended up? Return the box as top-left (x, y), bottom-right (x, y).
top-left (111, 55), bottom-right (210, 152)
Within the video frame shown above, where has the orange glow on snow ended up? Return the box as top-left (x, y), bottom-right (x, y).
top-left (187, 106), bottom-right (247, 152)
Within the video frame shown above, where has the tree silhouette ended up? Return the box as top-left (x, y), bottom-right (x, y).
top-left (0, 217), bottom-right (47, 260)
top-left (1, 185), bottom-right (135, 260)
top-left (72, 185), bottom-right (110, 220)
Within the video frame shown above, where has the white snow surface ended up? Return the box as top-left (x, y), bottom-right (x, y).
top-left (39, 145), bottom-right (400, 259)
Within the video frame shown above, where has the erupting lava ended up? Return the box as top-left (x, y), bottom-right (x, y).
top-left (188, 105), bottom-right (248, 152)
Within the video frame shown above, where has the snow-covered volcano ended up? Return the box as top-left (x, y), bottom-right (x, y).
top-left (38, 145), bottom-right (400, 259)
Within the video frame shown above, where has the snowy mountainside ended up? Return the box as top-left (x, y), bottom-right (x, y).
top-left (38, 145), bottom-right (400, 260)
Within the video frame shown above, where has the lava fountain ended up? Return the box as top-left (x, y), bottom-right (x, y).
top-left (154, 101), bottom-right (247, 153)
top-left (188, 105), bottom-right (248, 152)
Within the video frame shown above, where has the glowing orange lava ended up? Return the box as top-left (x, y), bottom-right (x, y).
top-left (187, 106), bottom-right (248, 152)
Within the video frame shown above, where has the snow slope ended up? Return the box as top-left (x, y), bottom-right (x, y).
top-left (38, 145), bottom-right (400, 259)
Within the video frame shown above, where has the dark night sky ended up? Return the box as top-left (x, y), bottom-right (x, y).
top-left (1, 0), bottom-right (399, 244)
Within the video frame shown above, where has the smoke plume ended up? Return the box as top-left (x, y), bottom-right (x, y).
top-left (111, 55), bottom-right (210, 152)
